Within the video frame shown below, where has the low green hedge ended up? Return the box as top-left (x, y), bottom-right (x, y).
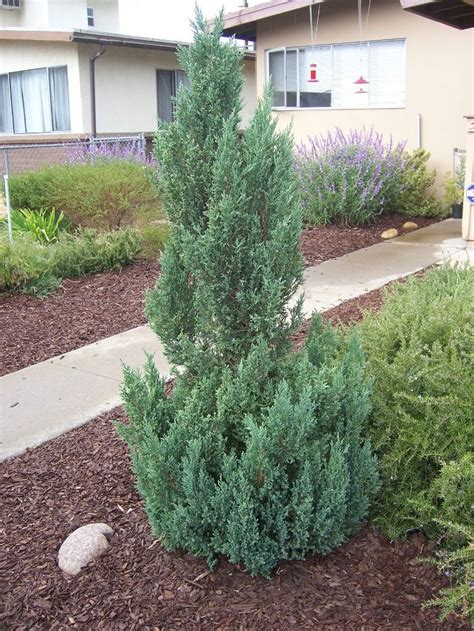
top-left (0, 228), bottom-right (141, 295)
top-left (8, 161), bottom-right (162, 230)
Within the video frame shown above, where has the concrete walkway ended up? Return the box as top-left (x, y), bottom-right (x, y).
top-left (1, 219), bottom-right (471, 461)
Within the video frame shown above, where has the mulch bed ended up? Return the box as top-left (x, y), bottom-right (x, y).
top-left (0, 260), bottom-right (160, 377)
top-left (0, 216), bottom-right (435, 377)
top-left (300, 214), bottom-right (435, 266)
top-left (1, 406), bottom-right (468, 630)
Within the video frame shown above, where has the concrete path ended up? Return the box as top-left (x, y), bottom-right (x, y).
top-left (1, 219), bottom-right (471, 461)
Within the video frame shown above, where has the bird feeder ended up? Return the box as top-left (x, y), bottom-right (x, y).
top-left (308, 63), bottom-right (320, 83)
top-left (354, 75), bottom-right (369, 94)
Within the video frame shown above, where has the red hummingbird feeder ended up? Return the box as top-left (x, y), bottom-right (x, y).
top-left (354, 75), bottom-right (369, 94)
top-left (308, 63), bottom-right (320, 83)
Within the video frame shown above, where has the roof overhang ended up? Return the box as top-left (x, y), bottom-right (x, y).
top-left (399, 0), bottom-right (473, 29)
top-left (220, 0), bottom-right (325, 42)
top-left (0, 28), bottom-right (256, 60)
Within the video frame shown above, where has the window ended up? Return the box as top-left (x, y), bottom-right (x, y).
top-left (1, 0), bottom-right (21, 9)
top-left (156, 69), bottom-right (189, 123)
top-left (267, 39), bottom-right (406, 109)
top-left (0, 66), bottom-right (71, 134)
top-left (87, 7), bottom-right (94, 27)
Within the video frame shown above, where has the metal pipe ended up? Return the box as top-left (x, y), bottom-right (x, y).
top-left (90, 46), bottom-right (106, 138)
top-left (3, 149), bottom-right (12, 242)
top-left (416, 113), bottom-right (422, 149)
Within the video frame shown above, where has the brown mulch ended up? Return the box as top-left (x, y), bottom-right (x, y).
top-left (300, 214), bottom-right (436, 266)
top-left (0, 260), bottom-right (160, 377)
top-left (1, 407), bottom-right (468, 630)
top-left (0, 216), bottom-right (435, 376)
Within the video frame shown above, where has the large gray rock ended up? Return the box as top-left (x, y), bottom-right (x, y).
top-left (58, 523), bottom-right (113, 576)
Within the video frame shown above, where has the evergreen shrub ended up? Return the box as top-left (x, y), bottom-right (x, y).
top-left (397, 149), bottom-right (445, 218)
top-left (357, 265), bottom-right (474, 539)
top-left (0, 228), bottom-right (140, 294)
top-left (119, 10), bottom-right (379, 576)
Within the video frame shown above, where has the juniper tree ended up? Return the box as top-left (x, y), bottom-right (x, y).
top-left (120, 9), bottom-right (379, 576)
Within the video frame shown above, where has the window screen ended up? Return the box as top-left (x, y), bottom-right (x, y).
top-left (157, 69), bottom-right (189, 123)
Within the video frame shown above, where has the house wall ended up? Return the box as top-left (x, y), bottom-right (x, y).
top-left (0, 0), bottom-right (119, 31)
top-left (0, 38), bottom-right (256, 139)
top-left (77, 44), bottom-right (257, 135)
top-left (255, 0), bottom-right (473, 185)
top-left (0, 40), bottom-right (84, 136)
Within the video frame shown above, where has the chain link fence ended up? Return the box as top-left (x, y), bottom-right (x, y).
top-left (1, 134), bottom-right (148, 239)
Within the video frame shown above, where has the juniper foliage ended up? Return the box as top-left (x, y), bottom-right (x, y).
top-left (119, 9), bottom-right (379, 576)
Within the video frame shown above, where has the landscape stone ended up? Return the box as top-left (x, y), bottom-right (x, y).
top-left (57, 523), bottom-right (113, 576)
top-left (380, 228), bottom-right (399, 240)
top-left (403, 221), bottom-right (418, 231)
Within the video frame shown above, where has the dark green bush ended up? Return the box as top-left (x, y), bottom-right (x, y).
top-left (119, 11), bottom-right (379, 577)
top-left (0, 228), bottom-right (141, 294)
top-left (357, 265), bottom-right (473, 538)
top-left (9, 162), bottom-right (161, 230)
top-left (397, 149), bottom-right (445, 218)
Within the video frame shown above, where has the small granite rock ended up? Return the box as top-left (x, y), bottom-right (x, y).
top-left (403, 221), bottom-right (418, 231)
top-left (58, 523), bottom-right (113, 576)
top-left (380, 228), bottom-right (399, 240)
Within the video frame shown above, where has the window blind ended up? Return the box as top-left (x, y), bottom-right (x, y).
top-left (267, 39), bottom-right (405, 110)
top-left (369, 39), bottom-right (405, 107)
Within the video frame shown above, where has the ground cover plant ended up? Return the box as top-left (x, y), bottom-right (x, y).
top-left (0, 228), bottom-right (140, 295)
top-left (357, 265), bottom-right (474, 620)
top-left (119, 10), bottom-right (379, 577)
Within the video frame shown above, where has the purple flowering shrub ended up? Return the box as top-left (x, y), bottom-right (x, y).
top-left (295, 128), bottom-right (406, 226)
top-left (66, 138), bottom-right (155, 167)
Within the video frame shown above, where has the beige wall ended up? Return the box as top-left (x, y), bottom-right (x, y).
top-left (255, 0), bottom-right (473, 186)
top-left (0, 37), bottom-right (256, 138)
top-left (78, 45), bottom-right (257, 135)
top-left (0, 0), bottom-right (119, 31)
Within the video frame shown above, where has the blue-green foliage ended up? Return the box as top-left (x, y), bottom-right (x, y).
top-left (120, 319), bottom-right (379, 576)
top-left (119, 9), bottom-right (379, 576)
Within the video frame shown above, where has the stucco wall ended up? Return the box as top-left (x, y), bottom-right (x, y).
top-left (78, 44), bottom-right (257, 134)
top-left (0, 37), bottom-right (256, 138)
top-left (0, 0), bottom-right (119, 31)
top-left (255, 0), bottom-right (473, 185)
top-left (0, 40), bottom-right (83, 135)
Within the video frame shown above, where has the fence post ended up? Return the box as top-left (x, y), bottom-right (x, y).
top-left (3, 148), bottom-right (13, 243)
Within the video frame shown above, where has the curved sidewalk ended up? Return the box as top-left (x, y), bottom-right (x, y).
top-left (1, 219), bottom-right (471, 461)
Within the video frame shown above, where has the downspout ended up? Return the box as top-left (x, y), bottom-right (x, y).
top-left (416, 113), bottom-right (422, 149)
top-left (90, 46), bottom-right (106, 138)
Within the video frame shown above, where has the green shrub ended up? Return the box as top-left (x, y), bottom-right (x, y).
top-left (119, 11), bottom-right (379, 577)
top-left (357, 265), bottom-right (474, 539)
top-left (397, 149), bottom-right (445, 218)
top-left (7, 207), bottom-right (65, 243)
top-left (0, 234), bottom-right (53, 293)
top-left (139, 223), bottom-right (170, 260)
top-left (9, 162), bottom-right (162, 230)
top-left (423, 520), bottom-right (474, 623)
top-left (0, 228), bottom-right (141, 294)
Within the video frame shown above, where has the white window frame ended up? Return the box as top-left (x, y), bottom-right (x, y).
top-left (265, 38), bottom-right (406, 111)
top-left (87, 7), bottom-right (94, 27)
top-left (0, 65), bottom-right (71, 135)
